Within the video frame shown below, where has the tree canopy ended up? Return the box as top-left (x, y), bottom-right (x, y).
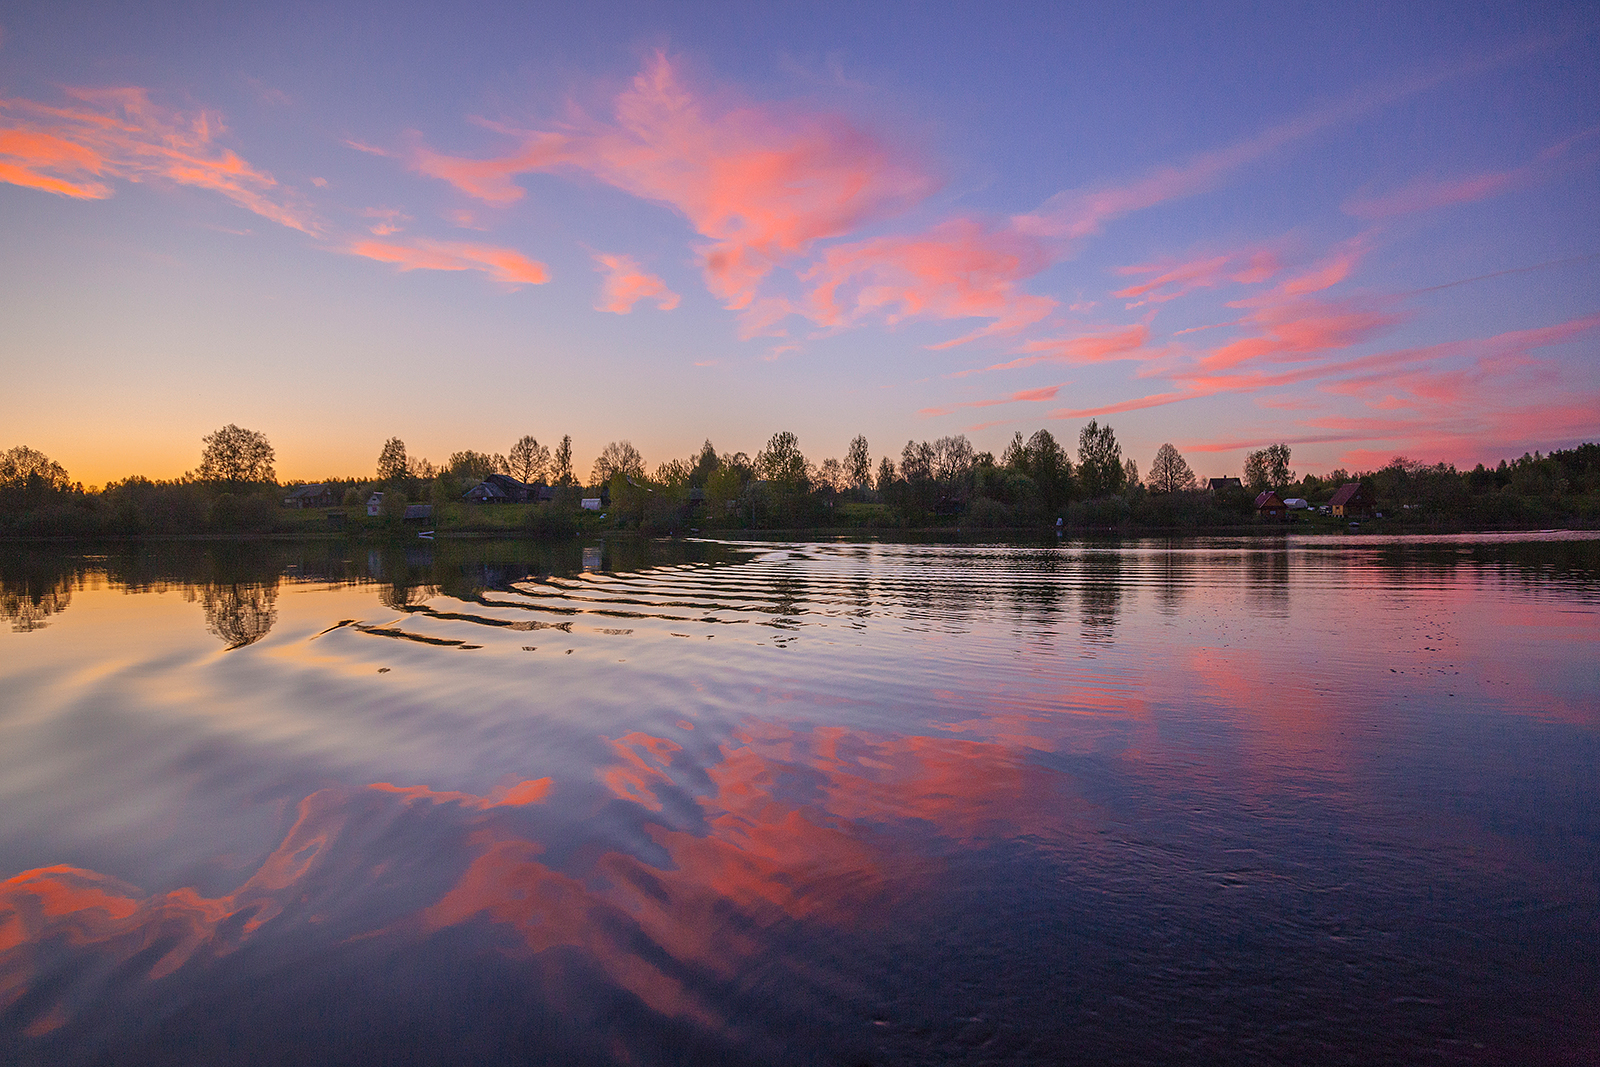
top-left (198, 425), bottom-right (275, 483)
top-left (508, 435), bottom-right (551, 484)
top-left (1244, 444), bottom-right (1294, 490)
top-left (376, 437), bottom-right (409, 481)
top-left (591, 441), bottom-right (646, 485)
top-left (1076, 420), bottom-right (1124, 498)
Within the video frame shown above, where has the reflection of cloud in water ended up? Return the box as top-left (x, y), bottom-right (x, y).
top-left (0, 723), bottom-right (1086, 1054)
top-left (193, 582), bottom-right (279, 649)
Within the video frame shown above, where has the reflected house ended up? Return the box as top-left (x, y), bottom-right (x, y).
top-left (1255, 490), bottom-right (1287, 520)
top-left (282, 483), bottom-right (337, 508)
top-left (1329, 482), bottom-right (1374, 518)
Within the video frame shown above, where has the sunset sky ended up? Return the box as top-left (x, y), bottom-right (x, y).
top-left (2, 1), bottom-right (1597, 486)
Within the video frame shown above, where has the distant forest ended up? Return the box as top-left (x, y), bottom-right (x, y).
top-left (3, 422), bottom-right (1598, 538)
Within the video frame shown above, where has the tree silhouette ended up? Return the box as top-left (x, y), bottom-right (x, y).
top-left (1149, 443), bottom-right (1197, 493)
top-left (846, 435), bottom-right (871, 490)
top-left (508, 435), bottom-right (550, 484)
top-left (552, 436), bottom-right (574, 486)
top-left (591, 441), bottom-right (645, 485)
top-left (377, 438), bottom-right (409, 481)
top-left (1077, 420), bottom-right (1125, 498)
top-left (198, 425), bottom-right (275, 484)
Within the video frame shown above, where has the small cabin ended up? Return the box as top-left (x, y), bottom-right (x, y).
top-left (283, 483), bottom-right (337, 509)
top-left (1328, 482), bottom-right (1373, 518)
top-left (1255, 490), bottom-right (1287, 520)
top-left (367, 492), bottom-right (384, 517)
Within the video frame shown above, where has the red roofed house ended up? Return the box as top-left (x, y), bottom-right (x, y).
top-left (1328, 482), bottom-right (1373, 518)
top-left (1255, 490), bottom-right (1286, 520)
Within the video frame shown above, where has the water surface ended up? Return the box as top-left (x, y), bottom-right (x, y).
top-left (2, 534), bottom-right (1597, 1065)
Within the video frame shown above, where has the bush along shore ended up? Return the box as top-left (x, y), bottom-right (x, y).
top-left (3, 429), bottom-right (1597, 541)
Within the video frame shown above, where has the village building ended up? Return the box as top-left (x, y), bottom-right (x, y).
top-left (463, 473), bottom-right (536, 504)
top-left (1255, 490), bottom-right (1287, 520)
top-left (367, 492), bottom-right (384, 517)
top-left (1328, 482), bottom-right (1374, 518)
top-left (282, 483), bottom-right (337, 508)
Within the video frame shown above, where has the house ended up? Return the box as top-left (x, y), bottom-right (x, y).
top-left (1208, 477), bottom-right (1243, 493)
top-left (367, 492), bottom-right (384, 517)
top-left (1255, 490), bottom-right (1287, 519)
top-left (464, 473), bottom-right (536, 504)
top-left (283, 483), bottom-right (337, 508)
top-left (1328, 482), bottom-right (1374, 518)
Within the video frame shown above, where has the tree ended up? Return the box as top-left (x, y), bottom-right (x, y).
top-left (690, 440), bottom-right (720, 487)
top-left (875, 456), bottom-right (897, 490)
top-left (376, 438), bottom-right (409, 482)
top-left (199, 424), bottom-right (275, 484)
top-left (0, 445), bottom-right (71, 494)
top-left (756, 431), bottom-right (808, 488)
top-left (552, 435), bottom-right (574, 487)
top-left (508, 435), bottom-right (551, 484)
top-left (846, 435), bottom-right (871, 490)
top-left (1025, 429), bottom-right (1072, 508)
top-left (591, 441), bottom-right (645, 485)
top-left (1077, 420), bottom-right (1124, 498)
top-left (816, 458), bottom-right (845, 492)
top-left (1123, 458), bottom-right (1140, 490)
top-left (448, 450), bottom-right (500, 482)
top-left (1148, 443), bottom-right (1197, 493)
top-left (1244, 443), bottom-right (1293, 490)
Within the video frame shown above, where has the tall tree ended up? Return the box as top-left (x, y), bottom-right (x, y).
top-left (591, 441), bottom-right (646, 485)
top-left (1123, 458), bottom-right (1140, 489)
top-left (689, 440), bottom-right (720, 487)
top-left (845, 435), bottom-right (871, 489)
top-left (1076, 420), bottom-right (1125, 498)
top-left (508, 435), bottom-right (551, 484)
top-left (552, 436), bottom-right (574, 487)
top-left (376, 438), bottom-right (409, 482)
top-left (1148, 443), bottom-right (1197, 493)
top-left (757, 431), bottom-right (808, 488)
top-left (198, 425), bottom-right (275, 484)
top-left (1026, 429), bottom-right (1071, 506)
top-left (448, 450), bottom-right (499, 482)
top-left (0, 445), bottom-right (71, 493)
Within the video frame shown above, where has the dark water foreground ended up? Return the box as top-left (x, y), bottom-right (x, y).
top-left (1, 533), bottom-right (1596, 1066)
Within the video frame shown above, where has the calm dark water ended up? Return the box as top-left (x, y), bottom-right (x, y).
top-left (1, 533), bottom-right (1597, 1066)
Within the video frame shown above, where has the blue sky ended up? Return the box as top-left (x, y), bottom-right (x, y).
top-left (2, 1), bottom-right (1596, 485)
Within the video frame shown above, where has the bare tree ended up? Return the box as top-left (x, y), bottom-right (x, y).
top-left (592, 441), bottom-right (646, 485)
top-left (198, 425), bottom-right (275, 484)
top-left (377, 438), bottom-right (409, 481)
top-left (508, 435), bottom-right (551, 484)
top-left (1148, 443), bottom-right (1197, 493)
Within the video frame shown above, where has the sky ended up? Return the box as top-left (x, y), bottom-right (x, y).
top-left (1, 1), bottom-right (1597, 487)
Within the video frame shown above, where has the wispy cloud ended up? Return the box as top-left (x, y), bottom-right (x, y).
top-left (919, 383), bottom-right (1065, 417)
top-left (1112, 247), bottom-right (1282, 307)
top-left (348, 238), bottom-right (550, 287)
top-left (0, 86), bottom-right (318, 233)
top-left (592, 253), bottom-right (680, 313)
top-left (410, 52), bottom-right (936, 312)
top-left (1343, 126), bottom-right (1600, 219)
top-left (967, 324), bottom-right (1152, 376)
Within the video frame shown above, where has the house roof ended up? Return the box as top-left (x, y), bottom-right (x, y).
top-left (1255, 490), bottom-right (1283, 508)
top-left (286, 483), bottom-right (330, 499)
top-left (1208, 477), bottom-right (1242, 490)
top-left (1329, 482), bottom-right (1365, 506)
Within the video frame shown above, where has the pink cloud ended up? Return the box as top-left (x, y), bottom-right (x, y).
top-left (592, 253), bottom-right (680, 313)
top-left (798, 217), bottom-right (1055, 344)
top-left (1112, 248), bottom-right (1282, 306)
top-left (918, 383), bottom-right (1064, 417)
top-left (348, 238), bottom-right (549, 287)
top-left (965, 324), bottom-right (1152, 376)
top-left (1343, 126), bottom-right (1599, 220)
top-left (0, 87), bottom-right (317, 233)
top-left (410, 52), bottom-right (936, 311)
top-left (1196, 295), bottom-right (1402, 373)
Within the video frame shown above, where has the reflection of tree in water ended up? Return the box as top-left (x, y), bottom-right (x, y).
top-left (1078, 550), bottom-right (1123, 651)
top-left (1154, 544), bottom-right (1193, 616)
top-left (1245, 544), bottom-right (1291, 616)
top-left (0, 576), bottom-right (75, 632)
top-left (196, 582), bottom-right (280, 649)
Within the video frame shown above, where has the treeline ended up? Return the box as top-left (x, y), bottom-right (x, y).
top-left (3, 425), bottom-right (1598, 538)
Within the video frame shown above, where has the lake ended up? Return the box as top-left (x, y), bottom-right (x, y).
top-left (1, 533), bottom-right (1597, 1066)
